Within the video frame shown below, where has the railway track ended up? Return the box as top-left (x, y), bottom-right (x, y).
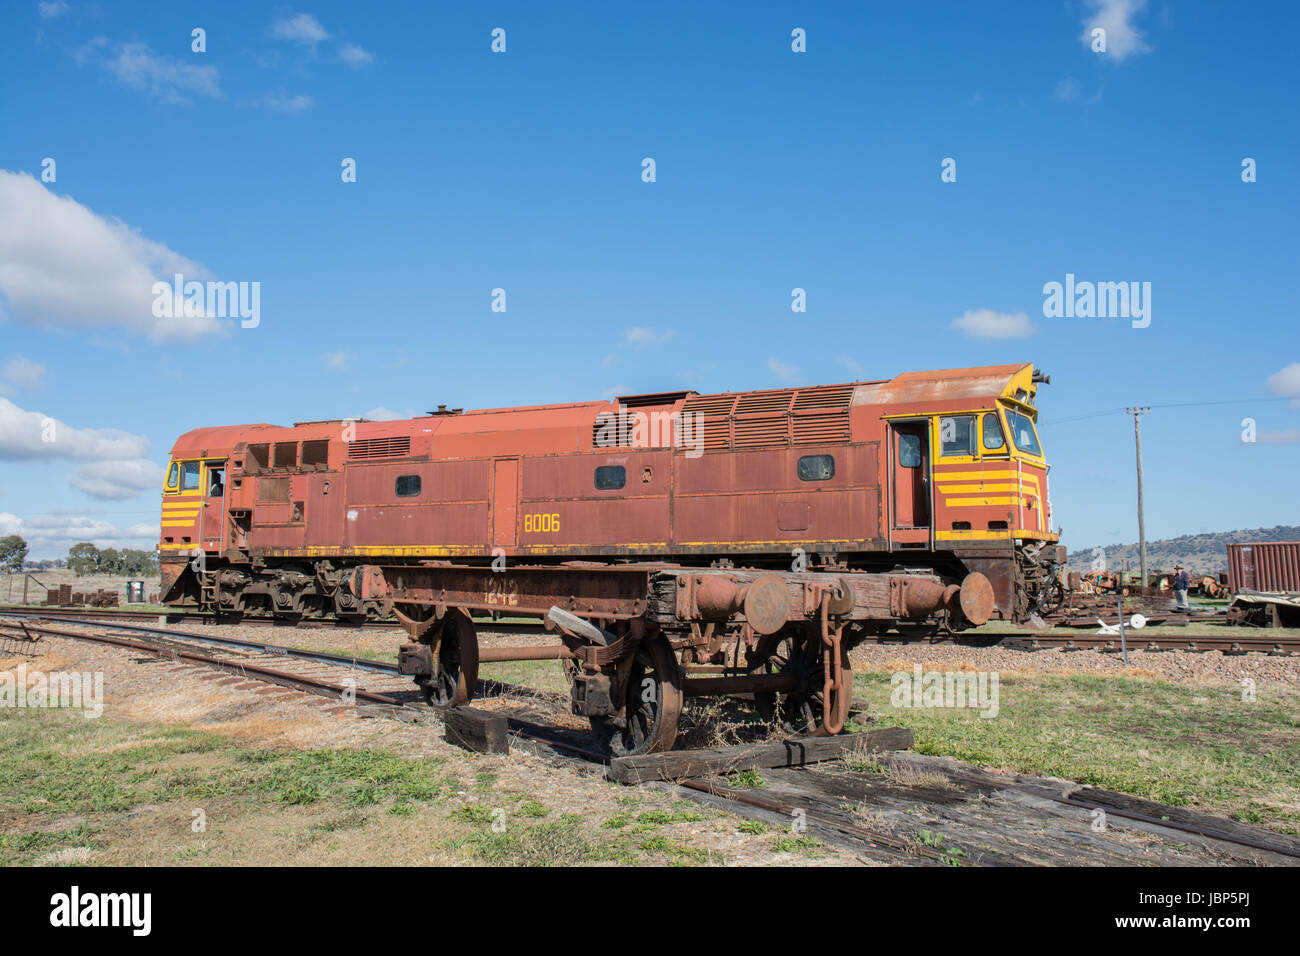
top-left (3, 613), bottom-right (1297, 865)
top-left (999, 631), bottom-right (1299, 654)
top-left (3, 605), bottom-right (1296, 655)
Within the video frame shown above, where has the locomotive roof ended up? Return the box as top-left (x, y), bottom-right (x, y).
top-left (167, 363), bottom-right (1038, 458)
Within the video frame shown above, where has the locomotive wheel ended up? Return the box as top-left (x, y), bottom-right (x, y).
top-left (332, 590), bottom-right (367, 625)
top-left (418, 609), bottom-right (479, 708)
top-left (1035, 580), bottom-right (1066, 617)
top-left (753, 626), bottom-right (852, 736)
top-left (590, 636), bottom-right (682, 757)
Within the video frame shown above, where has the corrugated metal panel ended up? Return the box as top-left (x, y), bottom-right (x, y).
top-left (1227, 542), bottom-right (1300, 592)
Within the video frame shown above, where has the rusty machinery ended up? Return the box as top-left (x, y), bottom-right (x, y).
top-left (351, 562), bottom-right (994, 755)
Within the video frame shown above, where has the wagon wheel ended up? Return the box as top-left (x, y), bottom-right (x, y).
top-left (590, 635), bottom-right (682, 757)
top-left (753, 625), bottom-right (852, 737)
top-left (417, 609), bottom-right (479, 708)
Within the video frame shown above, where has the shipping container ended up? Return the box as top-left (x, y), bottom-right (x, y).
top-left (1227, 541), bottom-right (1300, 593)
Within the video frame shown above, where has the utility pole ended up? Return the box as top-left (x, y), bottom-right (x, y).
top-left (1127, 407), bottom-right (1151, 589)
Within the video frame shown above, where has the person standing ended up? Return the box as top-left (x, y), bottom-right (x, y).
top-left (1171, 565), bottom-right (1191, 612)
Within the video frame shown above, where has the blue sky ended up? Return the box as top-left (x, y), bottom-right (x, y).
top-left (0, 0), bottom-right (1296, 559)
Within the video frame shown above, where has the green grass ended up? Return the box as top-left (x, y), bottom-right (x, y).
top-left (916, 828), bottom-right (967, 865)
top-left (771, 834), bottom-right (825, 857)
top-left (853, 668), bottom-right (1300, 833)
top-left (725, 769), bottom-right (768, 790)
top-left (444, 811), bottom-right (626, 866)
top-left (517, 799), bottom-right (549, 818)
top-left (0, 707), bottom-right (734, 866)
top-left (0, 707), bottom-right (454, 864)
top-left (477, 659), bottom-right (570, 695)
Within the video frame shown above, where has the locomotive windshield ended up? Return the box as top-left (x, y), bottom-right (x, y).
top-left (1005, 408), bottom-right (1042, 456)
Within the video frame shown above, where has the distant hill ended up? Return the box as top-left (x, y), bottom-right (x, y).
top-left (1065, 525), bottom-right (1300, 575)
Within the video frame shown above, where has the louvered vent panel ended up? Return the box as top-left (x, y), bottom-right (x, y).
top-left (592, 419), bottom-right (633, 448)
top-left (346, 436), bottom-right (412, 460)
top-left (793, 384), bottom-right (855, 410)
top-left (792, 412), bottom-right (850, 444)
top-left (734, 391), bottom-right (795, 415)
top-left (733, 417), bottom-right (789, 447)
top-left (700, 417), bottom-right (731, 450)
top-left (681, 385), bottom-right (854, 452)
top-left (682, 394), bottom-right (738, 416)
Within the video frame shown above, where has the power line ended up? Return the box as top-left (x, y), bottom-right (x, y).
top-left (1047, 395), bottom-right (1292, 426)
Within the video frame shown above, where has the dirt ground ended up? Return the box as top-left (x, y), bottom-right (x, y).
top-left (0, 634), bottom-right (857, 867)
top-left (3, 617), bottom-right (1296, 865)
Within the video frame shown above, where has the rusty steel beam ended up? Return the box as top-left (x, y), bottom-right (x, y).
top-left (476, 644), bottom-right (577, 662)
top-left (352, 563), bottom-right (655, 620)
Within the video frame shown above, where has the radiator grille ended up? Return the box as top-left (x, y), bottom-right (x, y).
top-left (346, 436), bottom-right (411, 460)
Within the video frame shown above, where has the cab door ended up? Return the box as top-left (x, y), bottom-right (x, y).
top-left (200, 460), bottom-right (227, 553)
top-left (890, 421), bottom-right (931, 546)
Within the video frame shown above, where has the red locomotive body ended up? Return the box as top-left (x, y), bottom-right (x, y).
top-left (158, 363), bottom-right (1063, 753)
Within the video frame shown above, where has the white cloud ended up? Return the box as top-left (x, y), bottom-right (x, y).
top-left (767, 357), bottom-right (801, 384)
top-left (836, 355), bottom-right (864, 377)
top-left (626, 327), bottom-right (674, 347)
top-left (0, 396), bottom-right (150, 462)
top-left (1259, 429), bottom-right (1300, 445)
top-left (68, 458), bottom-right (164, 500)
top-left (363, 406), bottom-right (413, 421)
top-left (261, 92), bottom-right (315, 113)
top-left (271, 13), bottom-right (330, 46)
top-left (0, 511), bottom-right (160, 556)
top-left (1265, 362), bottom-right (1300, 397)
top-left (322, 351), bottom-right (349, 370)
top-left (1054, 77), bottom-right (1080, 101)
top-left (948, 308), bottom-right (1037, 339)
top-left (102, 41), bottom-right (222, 103)
top-left (38, 1), bottom-right (70, 18)
top-left (1081, 0), bottom-right (1152, 62)
top-left (1, 356), bottom-right (45, 392)
top-left (338, 43), bottom-right (373, 68)
top-left (0, 171), bottom-right (225, 340)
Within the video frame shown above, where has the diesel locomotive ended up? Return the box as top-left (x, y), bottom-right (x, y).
top-left (158, 362), bottom-right (1064, 753)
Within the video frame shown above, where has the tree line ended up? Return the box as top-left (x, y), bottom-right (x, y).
top-left (0, 536), bottom-right (159, 577)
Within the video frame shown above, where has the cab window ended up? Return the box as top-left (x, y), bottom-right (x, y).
top-left (165, 461), bottom-right (180, 490)
top-left (180, 461), bottom-right (202, 492)
top-left (982, 412), bottom-right (1006, 452)
top-left (897, 435), bottom-right (921, 468)
top-left (1005, 409), bottom-right (1042, 456)
top-left (939, 416), bottom-right (976, 457)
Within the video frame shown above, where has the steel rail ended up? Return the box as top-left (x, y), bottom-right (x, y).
top-left (0, 619), bottom-right (402, 706)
